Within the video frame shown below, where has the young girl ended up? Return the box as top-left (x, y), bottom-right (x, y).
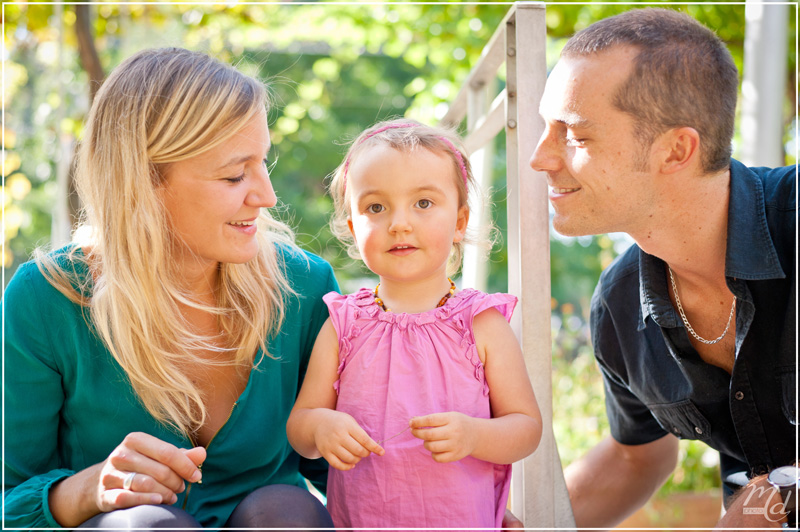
top-left (287, 119), bottom-right (542, 529)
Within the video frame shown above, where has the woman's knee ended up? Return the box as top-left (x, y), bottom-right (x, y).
top-left (226, 484), bottom-right (333, 529)
top-left (78, 504), bottom-right (201, 531)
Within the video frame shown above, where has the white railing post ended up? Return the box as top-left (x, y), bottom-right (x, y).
top-left (462, 80), bottom-right (495, 292)
top-left (506, 3), bottom-right (575, 527)
top-left (441, 3), bottom-right (575, 527)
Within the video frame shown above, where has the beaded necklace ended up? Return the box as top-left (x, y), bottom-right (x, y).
top-left (373, 278), bottom-right (456, 313)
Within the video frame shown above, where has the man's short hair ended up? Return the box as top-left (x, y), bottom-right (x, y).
top-left (562, 8), bottom-right (738, 173)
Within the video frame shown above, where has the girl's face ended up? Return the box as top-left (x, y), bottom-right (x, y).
top-left (159, 109), bottom-right (276, 281)
top-left (346, 144), bottom-right (469, 285)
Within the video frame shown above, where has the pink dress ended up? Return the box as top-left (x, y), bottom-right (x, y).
top-left (323, 288), bottom-right (516, 529)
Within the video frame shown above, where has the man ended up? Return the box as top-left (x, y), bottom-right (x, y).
top-left (530, 8), bottom-right (796, 529)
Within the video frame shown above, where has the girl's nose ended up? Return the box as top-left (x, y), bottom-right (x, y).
top-left (388, 210), bottom-right (412, 234)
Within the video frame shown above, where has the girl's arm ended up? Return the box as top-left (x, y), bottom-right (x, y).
top-left (410, 308), bottom-right (542, 464)
top-left (286, 319), bottom-right (385, 470)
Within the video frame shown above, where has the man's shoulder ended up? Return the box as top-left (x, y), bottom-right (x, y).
top-left (734, 160), bottom-right (796, 210)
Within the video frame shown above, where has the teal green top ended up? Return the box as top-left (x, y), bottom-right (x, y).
top-left (3, 245), bottom-right (338, 529)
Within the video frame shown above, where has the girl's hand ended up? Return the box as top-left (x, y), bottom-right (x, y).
top-left (409, 412), bottom-right (478, 463)
top-left (313, 411), bottom-right (384, 471)
top-left (94, 432), bottom-right (205, 512)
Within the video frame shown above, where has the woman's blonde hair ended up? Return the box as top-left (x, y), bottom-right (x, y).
top-left (328, 118), bottom-right (490, 276)
top-left (37, 48), bottom-right (297, 437)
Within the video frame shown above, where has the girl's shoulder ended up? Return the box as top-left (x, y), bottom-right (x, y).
top-left (443, 288), bottom-right (517, 323)
top-left (322, 287), bottom-right (375, 315)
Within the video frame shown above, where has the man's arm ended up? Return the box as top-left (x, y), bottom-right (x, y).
top-left (565, 434), bottom-right (679, 528)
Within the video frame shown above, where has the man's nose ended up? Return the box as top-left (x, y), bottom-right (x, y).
top-left (529, 125), bottom-right (562, 174)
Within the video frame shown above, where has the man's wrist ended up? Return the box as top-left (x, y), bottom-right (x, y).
top-left (733, 476), bottom-right (789, 526)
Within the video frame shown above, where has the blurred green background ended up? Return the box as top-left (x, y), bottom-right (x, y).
top-left (4, 1), bottom-right (797, 509)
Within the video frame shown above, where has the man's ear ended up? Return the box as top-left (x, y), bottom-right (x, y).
top-left (657, 127), bottom-right (701, 174)
top-left (453, 206), bottom-right (470, 243)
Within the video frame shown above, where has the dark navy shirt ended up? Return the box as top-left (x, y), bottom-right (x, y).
top-left (590, 159), bottom-right (796, 496)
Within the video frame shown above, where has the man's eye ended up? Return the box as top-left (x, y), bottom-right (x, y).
top-left (566, 137), bottom-right (586, 146)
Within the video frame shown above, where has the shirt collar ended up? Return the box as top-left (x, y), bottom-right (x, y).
top-left (638, 159), bottom-right (785, 329)
top-left (638, 250), bottom-right (677, 330)
top-left (724, 159), bottom-right (786, 281)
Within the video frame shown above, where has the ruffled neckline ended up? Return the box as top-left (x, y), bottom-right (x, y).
top-left (351, 286), bottom-right (478, 319)
top-left (349, 288), bottom-right (480, 324)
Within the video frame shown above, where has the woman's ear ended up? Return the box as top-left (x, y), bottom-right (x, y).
top-left (657, 127), bottom-right (701, 174)
top-left (453, 206), bottom-right (470, 243)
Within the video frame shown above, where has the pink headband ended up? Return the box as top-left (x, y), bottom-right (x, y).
top-left (342, 122), bottom-right (469, 193)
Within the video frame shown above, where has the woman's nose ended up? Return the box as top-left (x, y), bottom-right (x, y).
top-left (248, 164), bottom-right (277, 208)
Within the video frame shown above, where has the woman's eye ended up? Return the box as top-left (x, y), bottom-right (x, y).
top-left (263, 156), bottom-right (278, 172)
top-left (225, 174), bottom-right (245, 183)
top-left (367, 204), bottom-right (384, 214)
top-left (416, 199), bottom-right (432, 209)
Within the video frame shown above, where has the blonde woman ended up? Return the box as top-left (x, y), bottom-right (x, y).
top-left (3, 48), bottom-right (336, 530)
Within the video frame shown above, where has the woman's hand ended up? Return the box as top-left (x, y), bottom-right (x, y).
top-left (95, 432), bottom-right (205, 511)
top-left (312, 411), bottom-right (384, 471)
top-left (409, 412), bottom-right (478, 463)
top-left (49, 432), bottom-right (205, 527)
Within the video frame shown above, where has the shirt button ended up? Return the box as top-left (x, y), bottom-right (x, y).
top-left (735, 391), bottom-right (745, 400)
top-left (695, 426), bottom-right (703, 435)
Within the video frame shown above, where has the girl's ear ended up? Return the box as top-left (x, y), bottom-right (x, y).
top-left (453, 206), bottom-right (469, 243)
top-left (347, 217), bottom-right (356, 240)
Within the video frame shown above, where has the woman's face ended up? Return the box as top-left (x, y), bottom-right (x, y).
top-left (159, 108), bottom-right (276, 279)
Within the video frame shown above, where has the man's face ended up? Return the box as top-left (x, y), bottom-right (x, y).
top-left (530, 46), bottom-right (659, 238)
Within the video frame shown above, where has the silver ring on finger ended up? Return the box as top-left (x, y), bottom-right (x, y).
top-left (123, 472), bottom-right (137, 491)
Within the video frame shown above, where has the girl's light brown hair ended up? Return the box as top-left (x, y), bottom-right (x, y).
top-left (328, 118), bottom-right (491, 276)
top-left (37, 48), bottom-right (298, 437)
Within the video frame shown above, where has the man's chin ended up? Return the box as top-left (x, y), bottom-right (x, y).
top-left (552, 217), bottom-right (596, 238)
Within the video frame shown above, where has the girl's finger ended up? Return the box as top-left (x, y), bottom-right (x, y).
top-left (411, 426), bottom-right (448, 442)
top-left (334, 445), bottom-right (363, 465)
top-left (409, 414), bottom-right (446, 429)
top-left (324, 453), bottom-right (356, 471)
top-left (423, 440), bottom-right (450, 454)
top-left (349, 433), bottom-right (384, 457)
top-left (431, 451), bottom-right (455, 463)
